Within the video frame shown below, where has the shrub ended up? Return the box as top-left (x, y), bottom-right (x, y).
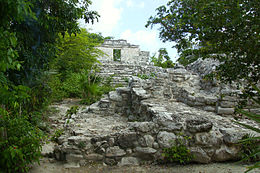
top-left (0, 109), bottom-right (43, 172)
top-left (239, 134), bottom-right (260, 163)
top-left (162, 134), bottom-right (193, 164)
top-left (50, 129), bottom-right (64, 143)
top-left (66, 106), bottom-right (79, 118)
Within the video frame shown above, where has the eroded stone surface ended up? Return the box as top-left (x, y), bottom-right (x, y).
top-left (48, 58), bottom-right (259, 167)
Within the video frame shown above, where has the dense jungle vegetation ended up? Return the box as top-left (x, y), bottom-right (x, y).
top-left (0, 0), bottom-right (103, 172)
top-left (0, 0), bottom-right (259, 172)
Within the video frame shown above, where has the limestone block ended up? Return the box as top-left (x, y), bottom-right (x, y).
top-left (116, 87), bottom-right (131, 94)
top-left (220, 128), bottom-right (245, 144)
top-left (195, 96), bottom-right (205, 103)
top-left (186, 119), bottom-right (213, 133)
top-left (203, 106), bottom-right (216, 112)
top-left (193, 101), bottom-right (205, 106)
top-left (195, 132), bottom-right (222, 147)
top-left (220, 101), bottom-right (236, 108)
top-left (213, 145), bottom-right (240, 162)
top-left (119, 157), bottom-right (140, 166)
top-left (135, 147), bottom-right (157, 154)
top-left (109, 91), bottom-right (123, 102)
top-left (98, 99), bottom-right (110, 108)
top-left (66, 154), bottom-right (84, 162)
top-left (135, 147), bottom-right (158, 160)
top-left (132, 88), bottom-right (150, 99)
top-left (68, 136), bottom-right (86, 145)
top-left (189, 147), bottom-right (211, 163)
top-left (221, 96), bottom-right (237, 102)
top-left (139, 135), bottom-right (154, 147)
top-left (118, 132), bottom-right (137, 148)
top-left (159, 121), bottom-right (183, 132)
top-left (106, 146), bottom-right (126, 157)
top-left (187, 95), bottom-right (196, 102)
top-left (172, 68), bottom-right (189, 75)
top-left (205, 97), bottom-right (218, 105)
top-left (153, 142), bottom-right (159, 149)
top-left (157, 131), bottom-right (176, 148)
top-left (85, 154), bottom-right (104, 161)
top-left (152, 111), bottom-right (173, 126)
top-left (217, 107), bottom-right (234, 115)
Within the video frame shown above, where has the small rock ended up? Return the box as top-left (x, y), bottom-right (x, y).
top-left (85, 154), bottom-right (104, 161)
top-left (118, 132), bottom-right (137, 148)
top-left (135, 147), bottom-right (157, 154)
top-left (186, 118), bottom-right (213, 133)
top-left (106, 146), bottom-right (126, 157)
top-left (139, 135), bottom-right (154, 147)
top-left (213, 145), bottom-right (240, 162)
top-left (66, 154), bottom-right (83, 162)
top-left (157, 131), bottom-right (176, 148)
top-left (217, 107), bottom-right (234, 115)
top-left (105, 158), bottom-right (117, 166)
top-left (190, 147), bottom-right (211, 163)
top-left (119, 157), bottom-right (139, 166)
top-left (109, 91), bottom-right (123, 102)
top-left (129, 122), bottom-right (156, 133)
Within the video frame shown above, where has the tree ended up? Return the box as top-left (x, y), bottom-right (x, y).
top-left (53, 29), bottom-right (103, 77)
top-left (48, 29), bottom-right (104, 99)
top-left (0, 0), bottom-right (99, 171)
top-left (151, 48), bottom-right (175, 68)
top-left (146, 0), bottom-right (260, 86)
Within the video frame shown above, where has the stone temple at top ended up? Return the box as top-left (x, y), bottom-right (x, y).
top-left (96, 39), bottom-right (150, 64)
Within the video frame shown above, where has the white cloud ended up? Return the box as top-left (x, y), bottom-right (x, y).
top-left (85, 0), bottom-right (123, 36)
top-left (126, 0), bottom-right (134, 7)
top-left (120, 29), bottom-right (159, 54)
top-left (125, 0), bottom-right (145, 8)
top-left (138, 2), bottom-right (145, 8)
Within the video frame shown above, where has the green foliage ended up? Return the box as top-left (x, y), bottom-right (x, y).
top-left (137, 72), bottom-right (156, 80)
top-left (113, 49), bottom-right (121, 62)
top-left (137, 74), bottom-right (149, 80)
top-left (66, 106), bottom-right (79, 118)
top-left (77, 141), bottom-right (86, 149)
top-left (239, 134), bottom-right (260, 163)
top-left (162, 134), bottom-right (193, 164)
top-left (0, 0), bottom-right (99, 172)
top-left (53, 29), bottom-right (103, 78)
top-left (146, 0), bottom-right (260, 86)
top-left (234, 85), bottom-right (260, 173)
top-left (51, 129), bottom-right (64, 143)
top-left (80, 74), bottom-right (115, 105)
top-left (150, 48), bottom-right (175, 68)
top-left (48, 29), bottom-right (106, 102)
top-left (0, 109), bottom-right (43, 172)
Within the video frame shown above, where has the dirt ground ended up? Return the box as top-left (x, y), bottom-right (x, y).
top-left (29, 158), bottom-right (259, 173)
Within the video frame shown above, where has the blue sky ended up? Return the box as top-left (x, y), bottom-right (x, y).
top-left (80, 0), bottom-right (178, 61)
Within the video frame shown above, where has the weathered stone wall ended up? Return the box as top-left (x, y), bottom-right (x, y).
top-left (52, 59), bottom-right (259, 167)
top-left (97, 39), bottom-right (149, 64)
top-left (53, 72), bottom-right (259, 166)
top-left (98, 62), bottom-right (260, 116)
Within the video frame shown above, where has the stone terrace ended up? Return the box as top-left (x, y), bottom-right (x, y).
top-left (49, 61), bottom-right (259, 167)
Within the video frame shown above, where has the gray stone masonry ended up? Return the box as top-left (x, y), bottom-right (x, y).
top-left (96, 39), bottom-right (150, 65)
top-left (49, 58), bottom-right (259, 167)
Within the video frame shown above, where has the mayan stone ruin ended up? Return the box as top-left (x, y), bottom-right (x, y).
top-left (44, 40), bottom-right (260, 168)
top-left (96, 39), bottom-right (149, 65)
